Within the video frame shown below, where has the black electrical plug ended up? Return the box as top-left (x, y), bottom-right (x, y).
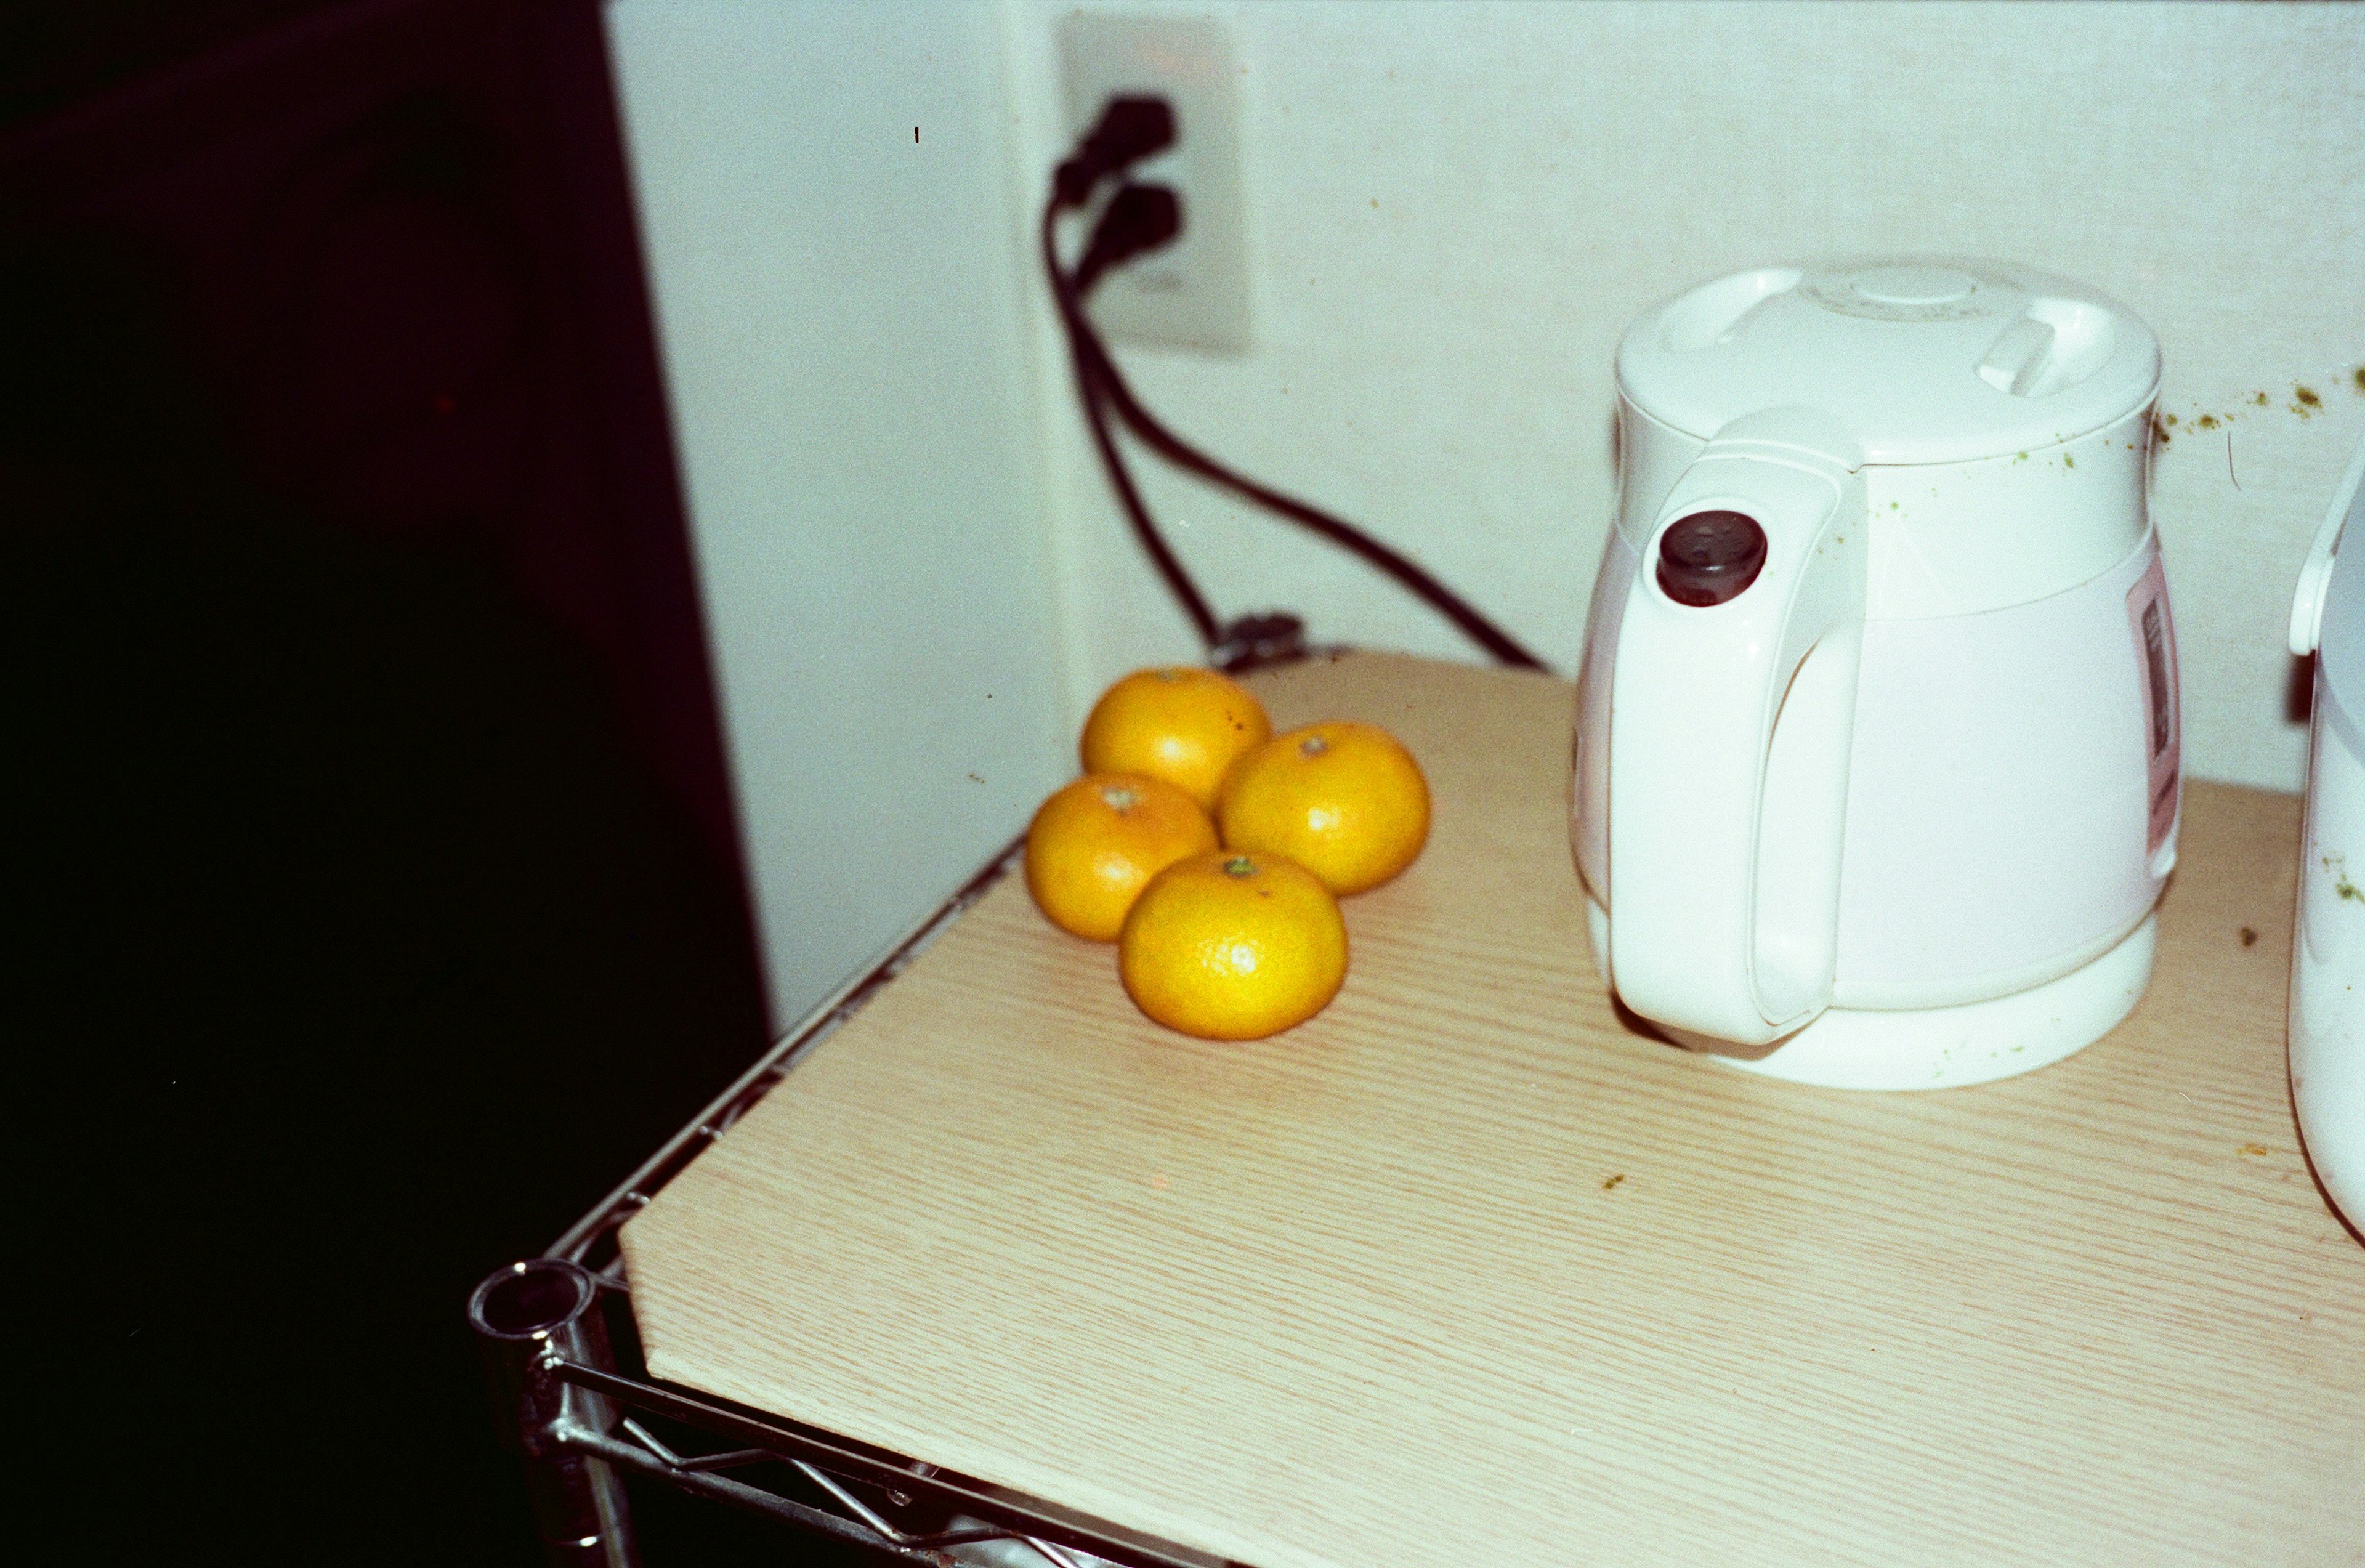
top-left (1070, 182), bottom-right (1182, 299)
top-left (1213, 612), bottom-right (1309, 673)
top-left (1053, 95), bottom-right (1176, 208)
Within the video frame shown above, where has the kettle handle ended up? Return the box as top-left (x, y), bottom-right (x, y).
top-left (1606, 410), bottom-right (1867, 1046)
top-left (2292, 439), bottom-right (2365, 657)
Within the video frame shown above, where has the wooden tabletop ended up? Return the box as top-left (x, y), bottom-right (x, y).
top-left (621, 652), bottom-right (2364, 1568)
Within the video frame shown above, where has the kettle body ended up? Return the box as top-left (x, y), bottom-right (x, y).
top-left (2289, 438), bottom-right (2365, 1231)
top-left (1572, 260), bottom-right (2179, 1088)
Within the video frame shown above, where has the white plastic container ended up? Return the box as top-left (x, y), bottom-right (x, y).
top-left (1574, 259), bottom-right (2178, 1088)
top-left (2288, 438), bottom-right (2365, 1232)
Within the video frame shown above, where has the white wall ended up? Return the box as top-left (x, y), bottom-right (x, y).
top-left (605, 0), bottom-right (1069, 1033)
top-left (1003, 0), bottom-right (2365, 790)
top-left (605, 0), bottom-right (2363, 1029)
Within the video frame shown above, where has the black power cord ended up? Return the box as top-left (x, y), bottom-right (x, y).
top-left (1045, 100), bottom-right (1547, 673)
top-left (1041, 194), bottom-right (1225, 652)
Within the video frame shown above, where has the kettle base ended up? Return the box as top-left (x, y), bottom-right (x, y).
top-left (1584, 900), bottom-right (2157, 1091)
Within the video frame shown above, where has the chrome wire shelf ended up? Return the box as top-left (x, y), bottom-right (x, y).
top-left (470, 839), bottom-right (1237, 1568)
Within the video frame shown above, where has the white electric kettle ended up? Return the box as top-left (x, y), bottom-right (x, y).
top-left (1572, 258), bottom-right (2180, 1089)
top-left (2288, 437), bottom-right (2365, 1231)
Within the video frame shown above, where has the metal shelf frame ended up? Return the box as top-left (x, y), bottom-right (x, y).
top-left (469, 841), bottom-right (1240, 1568)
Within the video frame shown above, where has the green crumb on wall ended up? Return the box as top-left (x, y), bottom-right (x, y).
top-left (2254, 392), bottom-right (2270, 406)
top-left (2063, 455), bottom-right (2074, 468)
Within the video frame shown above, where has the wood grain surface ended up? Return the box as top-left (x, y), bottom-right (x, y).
top-left (621, 652), bottom-right (2364, 1568)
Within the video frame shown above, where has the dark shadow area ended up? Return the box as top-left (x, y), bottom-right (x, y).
top-left (2, 4), bottom-right (867, 1563)
top-left (2288, 650), bottom-right (2317, 726)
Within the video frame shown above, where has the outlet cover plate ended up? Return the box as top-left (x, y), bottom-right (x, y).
top-left (1059, 13), bottom-right (1251, 355)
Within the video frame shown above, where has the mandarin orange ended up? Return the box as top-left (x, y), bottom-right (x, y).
top-left (1118, 851), bottom-right (1348, 1040)
top-left (1080, 666), bottom-right (1271, 811)
top-left (1216, 721), bottom-right (1431, 895)
top-left (1025, 773), bottom-right (1218, 942)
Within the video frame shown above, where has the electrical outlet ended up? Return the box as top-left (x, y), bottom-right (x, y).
top-left (1058, 13), bottom-right (1251, 355)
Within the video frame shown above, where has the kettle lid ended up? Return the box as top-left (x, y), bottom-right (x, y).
top-left (1617, 258), bottom-right (2161, 466)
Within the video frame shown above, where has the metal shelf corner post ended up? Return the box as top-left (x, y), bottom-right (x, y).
top-left (470, 1259), bottom-right (637, 1568)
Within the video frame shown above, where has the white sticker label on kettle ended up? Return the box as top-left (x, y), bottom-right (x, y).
top-left (2126, 555), bottom-right (2180, 858)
